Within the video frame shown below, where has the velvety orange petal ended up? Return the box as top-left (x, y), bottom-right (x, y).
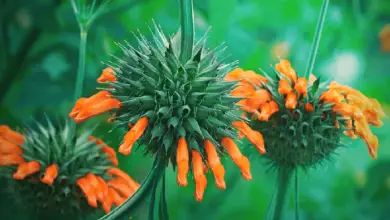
top-left (97, 67), bottom-right (117, 83)
top-left (77, 177), bottom-right (98, 208)
top-left (0, 137), bottom-right (23, 154)
top-left (74, 98), bottom-right (121, 123)
top-left (285, 92), bottom-right (297, 109)
top-left (40, 164), bottom-right (58, 185)
top-left (232, 121), bottom-right (265, 154)
top-left (176, 137), bottom-right (189, 187)
top-left (106, 168), bottom-right (140, 191)
top-left (278, 78), bottom-right (292, 95)
top-left (192, 150), bottom-right (207, 202)
top-left (275, 60), bottom-right (297, 83)
top-left (109, 187), bottom-right (125, 207)
top-left (305, 103), bottom-right (315, 112)
top-left (294, 78), bottom-right (308, 96)
top-left (221, 137), bottom-right (252, 180)
top-left (0, 154), bottom-right (25, 166)
top-left (13, 161), bottom-right (41, 180)
top-left (204, 140), bottom-right (226, 189)
top-left (107, 179), bottom-right (133, 198)
top-left (118, 117), bottom-right (149, 155)
top-left (0, 125), bottom-right (24, 145)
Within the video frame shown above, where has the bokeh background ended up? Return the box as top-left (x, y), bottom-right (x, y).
top-left (1, 0), bottom-right (390, 219)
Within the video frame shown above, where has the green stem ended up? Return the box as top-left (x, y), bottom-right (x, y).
top-left (304, 0), bottom-right (329, 78)
top-left (73, 30), bottom-right (88, 102)
top-left (179, 0), bottom-right (194, 64)
top-left (98, 156), bottom-right (165, 220)
top-left (272, 167), bottom-right (293, 220)
top-left (294, 168), bottom-right (300, 220)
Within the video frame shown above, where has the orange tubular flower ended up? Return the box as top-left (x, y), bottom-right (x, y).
top-left (13, 161), bottom-right (41, 180)
top-left (69, 91), bottom-right (121, 123)
top-left (89, 136), bottom-right (119, 166)
top-left (40, 164), bottom-right (58, 185)
top-left (0, 125), bottom-right (24, 145)
top-left (0, 137), bottom-right (23, 154)
top-left (204, 140), bottom-right (226, 189)
top-left (0, 154), bottom-right (25, 166)
top-left (98, 67), bottom-right (117, 83)
top-left (192, 150), bottom-right (208, 201)
top-left (221, 137), bottom-right (252, 180)
top-left (176, 137), bottom-right (189, 186)
top-left (118, 117), bottom-right (149, 155)
top-left (285, 92), bottom-right (297, 109)
top-left (294, 78), bottom-right (308, 97)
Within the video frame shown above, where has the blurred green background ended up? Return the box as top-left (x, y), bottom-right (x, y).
top-left (1, 0), bottom-right (390, 219)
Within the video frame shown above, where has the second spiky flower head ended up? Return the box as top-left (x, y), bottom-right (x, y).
top-left (69, 25), bottom-right (264, 201)
top-left (226, 60), bottom-right (385, 170)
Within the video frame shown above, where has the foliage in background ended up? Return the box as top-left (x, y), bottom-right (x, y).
top-left (1, 0), bottom-right (389, 219)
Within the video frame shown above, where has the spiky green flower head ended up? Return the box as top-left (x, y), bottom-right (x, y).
top-left (0, 119), bottom-right (139, 219)
top-left (69, 24), bottom-right (264, 201)
top-left (227, 60), bottom-right (384, 171)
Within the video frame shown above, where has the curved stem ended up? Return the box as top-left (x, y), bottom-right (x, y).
top-left (304, 0), bottom-right (329, 78)
top-left (98, 156), bottom-right (165, 220)
top-left (272, 167), bottom-right (293, 220)
top-left (179, 0), bottom-right (194, 64)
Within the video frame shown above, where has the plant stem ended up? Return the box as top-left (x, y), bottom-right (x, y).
top-left (304, 0), bottom-right (329, 78)
top-left (294, 168), bottom-right (300, 220)
top-left (179, 0), bottom-right (194, 64)
top-left (73, 30), bottom-right (88, 102)
top-left (272, 167), bottom-right (293, 220)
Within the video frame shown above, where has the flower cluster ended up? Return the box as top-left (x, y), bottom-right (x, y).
top-left (69, 26), bottom-right (264, 201)
top-left (0, 121), bottom-right (139, 216)
top-left (226, 60), bottom-right (385, 169)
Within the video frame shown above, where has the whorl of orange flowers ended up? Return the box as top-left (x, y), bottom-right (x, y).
top-left (68, 66), bottom-right (264, 202)
top-left (225, 59), bottom-right (384, 168)
top-left (0, 125), bottom-right (139, 214)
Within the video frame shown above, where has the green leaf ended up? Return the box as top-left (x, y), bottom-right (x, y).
top-left (207, 116), bottom-right (227, 127)
top-left (167, 117), bottom-right (179, 129)
top-left (162, 132), bottom-right (173, 153)
top-left (157, 106), bottom-right (172, 118)
top-left (184, 117), bottom-right (203, 137)
top-left (151, 124), bottom-right (165, 139)
top-left (177, 126), bottom-right (186, 138)
top-left (310, 77), bottom-right (321, 95)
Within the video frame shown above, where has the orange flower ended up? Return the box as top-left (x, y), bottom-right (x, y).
top-left (225, 68), bottom-right (267, 86)
top-left (118, 117), bottom-right (149, 155)
top-left (108, 187), bottom-right (125, 207)
top-left (0, 154), bottom-right (25, 166)
top-left (285, 92), bottom-right (297, 109)
top-left (294, 78), bottom-right (308, 96)
top-left (106, 168), bottom-right (140, 191)
top-left (40, 164), bottom-right (58, 185)
top-left (204, 140), bottom-right (226, 189)
top-left (97, 67), bottom-right (117, 83)
top-left (0, 137), bottom-right (23, 154)
top-left (305, 103), bottom-right (315, 112)
top-left (69, 91), bottom-right (121, 123)
top-left (278, 78), bottom-right (292, 95)
top-left (221, 137), bottom-right (252, 180)
top-left (77, 177), bottom-right (98, 208)
top-left (13, 161), bottom-right (41, 180)
top-left (89, 136), bottom-right (118, 166)
top-left (275, 60), bottom-right (297, 83)
top-left (232, 121), bottom-right (265, 154)
top-left (0, 125), bottom-right (24, 145)
top-left (192, 150), bottom-right (207, 202)
top-left (176, 137), bottom-right (189, 187)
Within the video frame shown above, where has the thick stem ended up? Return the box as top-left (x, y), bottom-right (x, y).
top-left (179, 0), bottom-right (194, 64)
top-left (73, 30), bottom-right (88, 102)
top-left (272, 167), bottom-right (293, 220)
top-left (98, 156), bottom-right (165, 220)
top-left (304, 0), bottom-right (329, 78)
top-left (294, 168), bottom-right (300, 220)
